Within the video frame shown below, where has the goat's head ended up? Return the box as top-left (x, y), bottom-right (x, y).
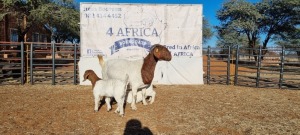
top-left (83, 70), bottom-right (101, 82)
top-left (151, 44), bottom-right (172, 61)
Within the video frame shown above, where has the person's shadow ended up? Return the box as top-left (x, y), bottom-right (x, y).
top-left (123, 119), bottom-right (153, 135)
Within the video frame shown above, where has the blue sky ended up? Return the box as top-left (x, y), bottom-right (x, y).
top-left (77, 0), bottom-right (260, 47)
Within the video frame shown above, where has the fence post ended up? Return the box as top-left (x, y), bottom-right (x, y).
top-left (52, 43), bottom-right (56, 85)
top-left (234, 45), bottom-right (239, 85)
top-left (73, 44), bottom-right (77, 85)
top-left (256, 46), bottom-right (262, 88)
top-left (21, 42), bottom-right (24, 85)
top-left (207, 46), bottom-right (211, 84)
top-left (226, 46), bottom-right (231, 85)
top-left (279, 46), bottom-right (285, 89)
top-left (30, 43), bottom-right (33, 85)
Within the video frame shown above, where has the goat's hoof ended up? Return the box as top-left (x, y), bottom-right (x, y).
top-left (114, 110), bottom-right (120, 114)
top-left (143, 102), bottom-right (148, 105)
top-left (131, 106), bottom-right (137, 111)
top-left (119, 114), bottom-right (124, 117)
top-left (94, 110), bottom-right (98, 113)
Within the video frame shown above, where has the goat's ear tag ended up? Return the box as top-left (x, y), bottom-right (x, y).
top-left (155, 48), bottom-right (159, 53)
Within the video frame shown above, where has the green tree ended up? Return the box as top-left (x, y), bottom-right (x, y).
top-left (257, 0), bottom-right (300, 49)
top-left (0, 0), bottom-right (79, 42)
top-left (275, 27), bottom-right (300, 58)
top-left (31, 0), bottom-right (79, 43)
top-left (216, 0), bottom-right (300, 60)
top-left (203, 18), bottom-right (213, 45)
top-left (216, 0), bottom-right (261, 60)
top-left (216, 27), bottom-right (249, 48)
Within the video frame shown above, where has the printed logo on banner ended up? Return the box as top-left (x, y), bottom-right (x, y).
top-left (110, 38), bottom-right (151, 55)
top-left (86, 48), bottom-right (104, 56)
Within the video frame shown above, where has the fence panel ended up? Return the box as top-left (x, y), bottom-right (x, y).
top-left (207, 45), bottom-right (300, 90)
top-left (0, 42), bottom-right (80, 85)
top-left (281, 47), bottom-right (300, 89)
top-left (203, 46), bottom-right (232, 85)
top-left (30, 42), bottom-right (53, 84)
top-left (234, 47), bottom-right (260, 87)
top-left (0, 42), bottom-right (24, 85)
top-left (258, 47), bottom-right (282, 88)
top-left (29, 42), bottom-right (80, 85)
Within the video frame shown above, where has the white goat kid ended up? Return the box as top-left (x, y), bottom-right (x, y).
top-left (98, 44), bottom-right (172, 110)
top-left (83, 70), bottom-right (128, 117)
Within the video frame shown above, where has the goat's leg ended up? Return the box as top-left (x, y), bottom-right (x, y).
top-left (149, 91), bottom-right (156, 104)
top-left (147, 85), bottom-right (154, 102)
top-left (148, 97), bottom-right (152, 102)
top-left (114, 97), bottom-right (120, 113)
top-left (131, 87), bottom-right (138, 110)
top-left (114, 106), bottom-right (120, 114)
top-left (114, 97), bottom-right (124, 117)
top-left (142, 88), bottom-right (148, 105)
top-left (105, 97), bottom-right (111, 112)
top-left (119, 100), bottom-right (124, 117)
top-left (94, 95), bottom-right (101, 112)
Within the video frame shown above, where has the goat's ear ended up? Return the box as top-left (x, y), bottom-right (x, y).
top-left (83, 71), bottom-right (90, 81)
top-left (153, 47), bottom-right (161, 58)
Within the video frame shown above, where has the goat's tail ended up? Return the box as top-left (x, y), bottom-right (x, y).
top-left (97, 55), bottom-right (105, 69)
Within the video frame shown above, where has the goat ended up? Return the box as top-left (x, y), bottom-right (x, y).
top-left (83, 70), bottom-right (128, 117)
top-left (98, 44), bottom-right (172, 110)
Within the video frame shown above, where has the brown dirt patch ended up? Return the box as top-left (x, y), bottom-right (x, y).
top-left (1, 84), bottom-right (300, 134)
top-left (203, 56), bottom-right (256, 76)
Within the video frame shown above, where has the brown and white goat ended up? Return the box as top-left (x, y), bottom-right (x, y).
top-left (98, 44), bottom-right (172, 110)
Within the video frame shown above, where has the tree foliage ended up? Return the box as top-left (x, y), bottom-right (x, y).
top-left (217, 0), bottom-right (261, 49)
top-left (30, 1), bottom-right (79, 43)
top-left (257, 0), bottom-right (300, 48)
top-left (275, 27), bottom-right (300, 57)
top-left (216, 0), bottom-right (300, 56)
top-left (0, 0), bottom-right (79, 43)
top-left (202, 18), bottom-right (213, 44)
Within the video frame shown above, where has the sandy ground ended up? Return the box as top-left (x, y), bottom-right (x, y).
top-left (1, 84), bottom-right (300, 134)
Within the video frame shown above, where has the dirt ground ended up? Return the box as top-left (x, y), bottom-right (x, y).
top-left (1, 84), bottom-right (300, 135)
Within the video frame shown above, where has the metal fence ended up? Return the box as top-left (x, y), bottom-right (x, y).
top-left (0, 42), bottom-right (80, 85)
top-left (1, 42), bottom-right (299, 90)
top-left (203, 46), bottom-right (300, 90)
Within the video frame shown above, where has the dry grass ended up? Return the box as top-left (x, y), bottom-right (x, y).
top-left (1, 84), bottom-right (300, 134)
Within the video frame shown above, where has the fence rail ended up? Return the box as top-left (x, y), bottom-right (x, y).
top-left (1, 42), bottom-right (299, 90)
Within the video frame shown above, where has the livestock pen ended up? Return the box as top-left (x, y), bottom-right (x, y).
top-left (1, 42), bottom-right (300, 90)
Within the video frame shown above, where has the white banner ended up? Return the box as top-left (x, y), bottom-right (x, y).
top-left (80, 3), bottom-right (203, 84)
top-left (80, 3), bottom-right (203, 58)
